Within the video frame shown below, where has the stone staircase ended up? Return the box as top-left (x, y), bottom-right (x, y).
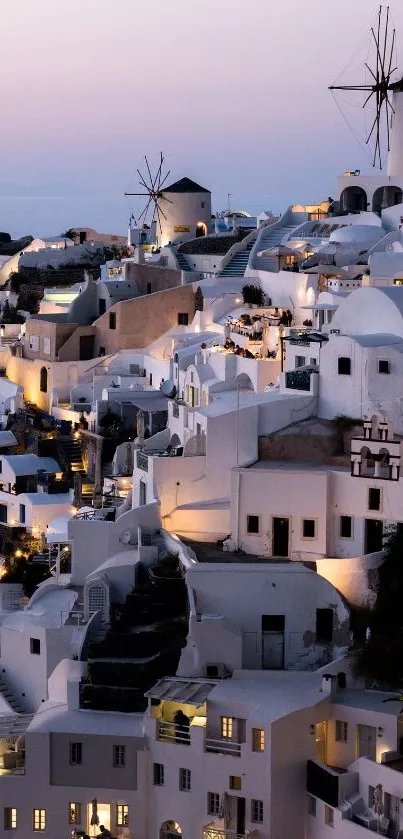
top-left (57, 436), bottom-right (94, 504)
top-left (253, 224), bottom-right (298, 271)
top-left (219, 240), bottom-right (255, 277)
top-left (0, 669), bottom-right (26, 713)
top-left (176, 251), bottom-right (191, 271)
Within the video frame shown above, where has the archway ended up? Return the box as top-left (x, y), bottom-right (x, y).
top-left (236, 372), bottom-right (254, 392)
top-left (196, 222), bottom-right (207, 238)
top-left (160, 821), bottom-right (182, 839)
top-left (372, 185), bottom-right (403, 214)
top-left (340, 186), bottom-right (368, 214)
top-left (39, 366), bottom-right (48, 393)
top-left (360, 446), bottom-right (375, 478)
top-left (170, 433), bottom-right (182, 448)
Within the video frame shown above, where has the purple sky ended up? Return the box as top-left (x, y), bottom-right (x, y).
top-left (1, 0), bottom-right (403, 236)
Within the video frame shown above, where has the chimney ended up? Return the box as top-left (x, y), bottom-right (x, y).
top-left (321, 673), bottom-right (335, 695)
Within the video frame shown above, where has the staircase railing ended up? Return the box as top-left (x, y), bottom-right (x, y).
top-left (218, 228), bottom-right (258, 274)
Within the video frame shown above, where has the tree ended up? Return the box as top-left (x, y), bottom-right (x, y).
top-left (62, 228), bottom-right (77, 241)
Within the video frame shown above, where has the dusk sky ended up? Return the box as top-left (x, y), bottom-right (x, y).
top-left (1, 0), bottom-right (403, 236)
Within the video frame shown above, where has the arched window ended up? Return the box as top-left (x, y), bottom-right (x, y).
top-left (360, 446), bottom-right (375, 477)
top-left (84, 579), bottom-right (110, 623)
top-left (40, 367), bottom-right (48, 393)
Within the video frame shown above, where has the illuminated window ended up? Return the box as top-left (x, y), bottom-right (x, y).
top-left (68, 803), bottom-right (81, 825)
top-left (33, 810), bottom-right (46, 831)
top-left (252, 728), bottom-right (265, 751)
top-left (221, 716), bottom-right (233, 738)
top-left (116, 805), bottom-right (129, 826)
top-left (4, 808), bottom-right (17, 830)
top-left (230, 775), bottom-right (242, 790)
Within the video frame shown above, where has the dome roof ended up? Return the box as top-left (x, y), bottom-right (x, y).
top-left (329, 225), bottom-right (382, 244)
top-left (330, 285), bottom-right (403, 337)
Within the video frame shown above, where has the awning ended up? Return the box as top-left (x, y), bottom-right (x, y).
top-left (145, 678), bottom-right (216, 705)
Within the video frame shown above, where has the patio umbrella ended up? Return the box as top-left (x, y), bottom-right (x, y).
top-left (373, 784), bottom-right (383, 815)
top-left (91, 799), bottom-right (99, 827)
top-left (219, 792), bottom-right (231, 824)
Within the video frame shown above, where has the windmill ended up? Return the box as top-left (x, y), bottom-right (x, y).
top-left (124, 153), bottom-right (172, 242)
top-left (329, 5), bottom-right (399, 170)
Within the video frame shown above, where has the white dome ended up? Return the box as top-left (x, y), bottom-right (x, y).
top-left (329, 225), bottom-right (382, 244)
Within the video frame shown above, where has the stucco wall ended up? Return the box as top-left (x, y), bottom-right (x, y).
top-left (93, 284), bottom-right (196, 355)
top-left (124, 262), bottom-right (181, 293)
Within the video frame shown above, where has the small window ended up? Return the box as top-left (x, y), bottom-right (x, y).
top-left (221, 716), bottom-right (233, 738)
top-left (33, 810), bottom-right (46, 832)
top-left (310, 357), bottom-right (317, 366)
top-left (4, 808), bottom-right (17, 830)
top-left (368, 487), bottom-right (381, 511)
top-left (251, 800), bottom-right (264, 823)
top-left (19, 504), bottom-right (25, 525)
top-left (29, 335), bottom-right (39, 352)
top-left (307, 795), bottom-right (317, 817)
top-left (335, 720), bottom-right (348, 743)
top-left (179, 767), bottom-right (191, 791)
top-left (338, 356), bottom-right (351, 375)
top-left (295, 355), bottom-right (306, 368)
top-left (109, 312), bottom-right (116, 329)
top-left (113, 745), bottom-right (126, 767)
top-left (43, 337), bottom-right (51, 355)
top-left (116, 805), bottom-right (129, 827)
top-left (153, 762), bottom-right (164, 786)
top-left (325, 805), bottom-right (334, 827)
top-left (147, 282), bottom-right (152, 294)
top-left (0, 461), bottom-right (2, 474)
top-left (247, 515), bottom-right (260, 534)
top-left (68, 803), bottom-right (81, 825)
top-left (378, 359), bottom-right (390, 374)
top-left (340, 515), bottom-right (352, 539)
top-left (201, 201), bottom-right (205, 208)
top-left (69, 742), bottom-right (82, 766)
top-left (252, 728), bottom-right (265, 751)
top-left (39, 366), bottom-right (48, 393)
top-left (99, 346), bottom-right (106, 356)
top-left (30, 638), bottom-right (40, 655)
top-left (177, 313), bottom-right (189, 326)
top-left (207, 793), bottom-right (220, 816)
top-left (316, 608), bottom-right (333, 643)
top-left (302, 519), bottom-right (316, 539)
top-left (230, 776), bottom-right (242, 791)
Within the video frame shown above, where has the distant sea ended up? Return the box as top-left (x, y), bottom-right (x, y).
top-left (0, 195), bottom-right (132, 239)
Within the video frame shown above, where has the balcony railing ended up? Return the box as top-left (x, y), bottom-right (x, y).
top-left (204, 826), bottom-right (254, 839)
top-left (156, 720), bottom-right (191, 745)
top-left (285, 369), bottom-right (311, 391)
top-left (137, 451), bottom-right (149, 472)
top-left (204, 737), bottom-right (241, 757)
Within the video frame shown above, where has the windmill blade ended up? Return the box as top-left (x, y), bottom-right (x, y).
top-left (365, 62), bottom-right (378, 83)
top-left (137, 169), bottom-right (150, 193)
top-left (144, 155), bottom-right (154, 189)
top-left (156, 201), bottom-right (168, 221)
top-left (382, 5), bottom-right (390, 78)
top-left (156, 152), bottom-right (164, 191)
top-left (153, 153), bottom-right (164, 194)
top-left (124, 192), bottom-right (150, 197)
top-left (366, 98), bottom-right (381, 145)
top-left (363, 89), bottom-right (376, 109)
top-left (138, 195), bottom-right (154, 223)
top-left (387, 28), bottom-right (396, 79)
top-left (156, 204), bottom-right (164, 237)
top-left (158, 170), bottom-right (171, 191)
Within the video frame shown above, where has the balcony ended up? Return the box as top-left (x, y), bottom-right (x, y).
top-left (137, 451), bottom-right (149, 472)
top-left (203, 826), bottom-right (255, 839)
top-left (156, 720), bottom-right (191, 745)
top-left (204, 737), bottom-right (241, 757)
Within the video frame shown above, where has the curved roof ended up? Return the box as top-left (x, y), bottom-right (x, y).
top-left (329, 224), bottom-right (382, 244)
top-left (3, 588), bottom-right (77, 630)
top-left (162, 176), bottom-right (210, 194)
top-left (331, 286), bottom-right (403, 338)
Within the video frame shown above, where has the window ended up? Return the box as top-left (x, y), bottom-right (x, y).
top-left (307, 795), bottom-right (317, 817)
top-left (295, 355), bottom-right (306, 368)
top-left (247, 515), bottom-right (260, 535)
top-left (29, 335), bottom-right (39, 352)
top-left (251, 800), bottom-right (264, 823)
top-left (335, 720), bottom-right (348, 742)
top-left (368, 487), bottom-right (381, 511)
top-left (99, 346), bottom-right (105, 356)
top-left (33, 810), bottom-right (46, 831)
top-left (221, 716), bottom-right (233, 738)
top-left (179, 767), bottom-right (191, 791)
top-left (109, 312), bottom-right (116, 329)
top-left (378, 359), bottom-right (390, 374)
top-left (340, 515), bottom-right (352, 539)
top-left (316, 608), bottom-right (333, 643)
top-left (177, 313), bottom-right (189, 326)
top-left (207, 793), bottom-right (220, 816)
top-left (68, 803), bottom-right (81, 825)
top-left (4, 808), bottom-right (17, 830)
top-left (229, 776), bottom-right (242, 791)
top-left (252, 728), bottom-right (265, 751)
top-left (0, 461), bottom-right (2, 474)
top-left (69, 742), bottom-right (82, 765)
top-left (201, 201), bottom-right (205, 208)
top-left (113, 745), bottom-right (126, 767)
top-left (153, 762), bottom-right (164, 786)
top-left (302, 519), bottom-right (316, 539)
top-left (147, 282), bottom-right (152, 294)
top-left (338, 356), bottom-right (351, 375)
top-left (116, 805), bottom-right (129, 827)
top-left (43, 337), bottom-right (51, 355)
top-left (310, 357), bottom-right (317, 366)
top-left (19, 504), bottom-right (25, 525)
top-left (39, 366), bottom-right (48, 393)
top-left (325, 805), bottom-right (334, 827)
top-left (30, 638), bottom-right (40, 655)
